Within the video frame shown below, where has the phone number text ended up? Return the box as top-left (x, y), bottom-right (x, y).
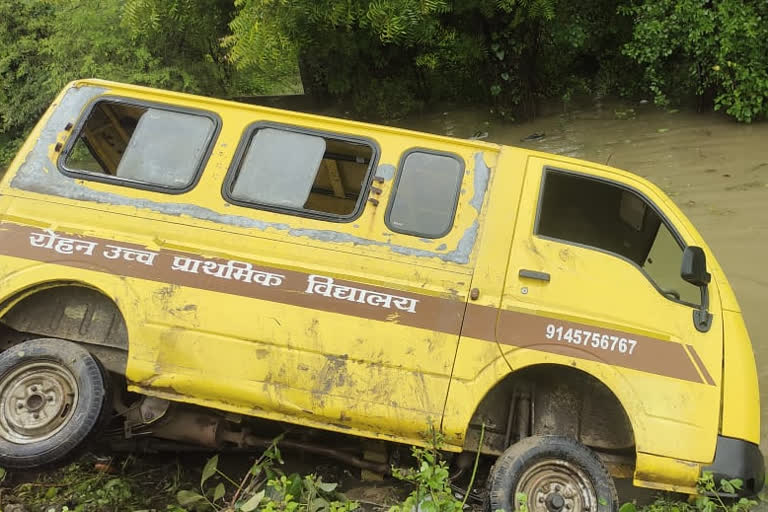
top-left (545, 324), bottom-right (637, 355)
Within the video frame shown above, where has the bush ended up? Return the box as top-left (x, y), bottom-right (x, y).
top-left (622, 0), bottom-right (768, 122)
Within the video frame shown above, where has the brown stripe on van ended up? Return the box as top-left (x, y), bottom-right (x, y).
top-left (461, 303), bottom-right (497, 341)
top-left (493, 310), bottom-right (705, 384)
top-left (0, 222), bottom-right (711, 385)
top-left (686, 344), bottom-right (716, 386)
top-left (0, 222), bottom-right (465, 335)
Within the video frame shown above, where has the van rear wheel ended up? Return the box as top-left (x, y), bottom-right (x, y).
top-left (487, 436), bottom-right (617, 512)
top-left (0, 338), bottom-right (108, 469)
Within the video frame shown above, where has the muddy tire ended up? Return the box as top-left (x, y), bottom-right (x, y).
top-left (487, 436), bottom-right (618, 512)
top-left (0, 338), bottom-right (109, 469)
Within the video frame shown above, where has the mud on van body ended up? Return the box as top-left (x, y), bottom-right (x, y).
top-left (0, 79), bottom-right (762, 511)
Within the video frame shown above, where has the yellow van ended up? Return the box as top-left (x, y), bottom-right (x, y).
top-left (0, 79), bottom-right (762, 511)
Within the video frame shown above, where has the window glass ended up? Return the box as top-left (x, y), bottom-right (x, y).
top-left (537, 171), bottom-right (700, 304)
top-left (226, 127), bottom-right (374, 218)
top-left (387, 151), bottom-right (463, 238)
top-left (64, 101), bottom-right (215, 189)
top-left (231, 129), bottom-right (326, 208)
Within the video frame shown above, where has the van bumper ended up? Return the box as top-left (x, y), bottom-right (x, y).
top-left (703, 436), bottom-right (765, 496)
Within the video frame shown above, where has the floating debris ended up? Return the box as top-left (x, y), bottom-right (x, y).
top-left (520, 132), bottom-right (545, 142)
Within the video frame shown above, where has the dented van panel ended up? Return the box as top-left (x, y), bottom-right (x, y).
top-left (0, 79), bottom-right (761, 496)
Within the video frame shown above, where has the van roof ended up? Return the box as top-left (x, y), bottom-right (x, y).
top-left (72, 78), bottom-right (501, 151)
top-left (69, 79), bottom-right (650, 186)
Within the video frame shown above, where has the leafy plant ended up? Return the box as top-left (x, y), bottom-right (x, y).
top-left (176, 437), bottom-right (357, 512)
top-left (694, 472), bottom-right (757, 512)
top-left (619, 471), bottom-right (758, 512)
top-left (388, 425), bottom-right (485, 512)
top-left (621, 0), bottom-right (768, 122)
top-left (388, 444), bottom-right (463, 512)
top-left (3, 457), bottom-right (190, 511)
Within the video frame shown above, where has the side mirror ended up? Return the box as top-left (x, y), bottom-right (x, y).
top-left (681, 246), bottom-right (713, 332)
top-left (681, 246), bottom-right (711, 287)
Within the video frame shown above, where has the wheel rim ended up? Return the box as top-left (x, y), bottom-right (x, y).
top-left (0, 361), bottom-right (79, 444)
top-left (514, 459), bottom-right (598, 512)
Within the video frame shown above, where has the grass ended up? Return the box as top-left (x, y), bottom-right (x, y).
top-left (0, 449), bottom-right (765, 512)
top-left (0, 455), bottom-right (194, 511)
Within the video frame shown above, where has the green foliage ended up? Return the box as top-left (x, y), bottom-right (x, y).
top-left (480, 0), bottom-right (639, 118)
top-left (226, 0), bottom-right (644, 120)
top-left (694, 471), bottom-right (757, 512)
top-left (388, 429), bottom-right (464, 512)
top-left (388, 445), bottom-right (463, 512)
top-left (176, 438), bottom-right (358, 511)
top-left (1, 0), bottom-right (766, 175)
top-left (3, 457), bottom-right (190, 511)
top-left (227, 0), bottom-right (486, 118)
top-left (122, 0), bottom-right (238, 94)
top-left (622, 0), bottom-right (768, 122)
top-left (619, 472), bottom-right (759, 512)
top-left (0, 0), bottom-right (55, 141)
top-left (1, 447), bottom-right (763, 512)
top-left (0, 0), bottom-right (201, 168)
top-left (0, 0), bottom-right (297, 169)
top-left (0, 133), bottom-right (23, 175)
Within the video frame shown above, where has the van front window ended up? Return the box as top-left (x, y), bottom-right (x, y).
top-left (537, 170), bottom-right (701, 305)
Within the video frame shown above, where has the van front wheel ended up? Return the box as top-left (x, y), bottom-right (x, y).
top-left (0, 338), bottom-right (108, 469)
top-left (488, 436), bottom-right (618, 512)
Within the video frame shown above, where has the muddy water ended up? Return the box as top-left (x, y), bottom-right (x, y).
top-left (393, 101), bottom-right (768, 450)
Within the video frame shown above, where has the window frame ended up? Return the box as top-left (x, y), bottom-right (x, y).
top-left (222, 121), bottom-right (380, 223)
top-left (534, 166), bottom-right (701, 309)
top-left (57, 96), bottom-right (221, 195)
top-left (384, 148), bottom-right (465, 239)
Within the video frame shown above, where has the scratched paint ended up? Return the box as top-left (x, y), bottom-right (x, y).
top-left (374, 164), bottom-right (396, 181)
top-left (11, 85), bottom-right (488, 264)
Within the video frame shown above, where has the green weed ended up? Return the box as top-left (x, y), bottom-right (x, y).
top-left (175, 437), bottom-right (357, 512)
top-left (619, 472), bottom-right (758, 512)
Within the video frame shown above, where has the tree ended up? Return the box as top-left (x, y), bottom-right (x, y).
top-left (0, 0), bottom-right (255, 168)
top-left (227, 0), bottom-right (486, 118)
top-left (622, 0), bottom-right (768, 122)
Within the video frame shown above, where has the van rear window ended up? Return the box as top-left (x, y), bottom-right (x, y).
top-left (224, 125), bottom-right (375, 220)
top-left (62, 100), bottom-right (216, 191)
top-left (386, 150), bottom-right (464, 238)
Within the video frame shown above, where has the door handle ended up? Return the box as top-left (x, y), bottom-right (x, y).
top-left (519, 269), bottom-right (551, 282)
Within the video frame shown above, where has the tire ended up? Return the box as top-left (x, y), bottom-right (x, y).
top-left (488, 436), bottom-right (618, 512)
top-left (0, 338), bottom-right (109, 469)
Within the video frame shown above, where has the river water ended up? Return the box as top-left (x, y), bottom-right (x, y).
top-left (387, 100), bottom-right (768, 450)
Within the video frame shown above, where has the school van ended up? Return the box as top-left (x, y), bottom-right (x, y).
top-left (0, 79), bottom-right (762, 511)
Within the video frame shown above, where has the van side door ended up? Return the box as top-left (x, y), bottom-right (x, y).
top-left (499, 158), bottom-right (722, 465)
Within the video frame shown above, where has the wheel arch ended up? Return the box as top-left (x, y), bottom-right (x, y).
top-left (0, 278), bottom-right (135, 374)
top-left (462, 361), bottom-right (641, 476)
